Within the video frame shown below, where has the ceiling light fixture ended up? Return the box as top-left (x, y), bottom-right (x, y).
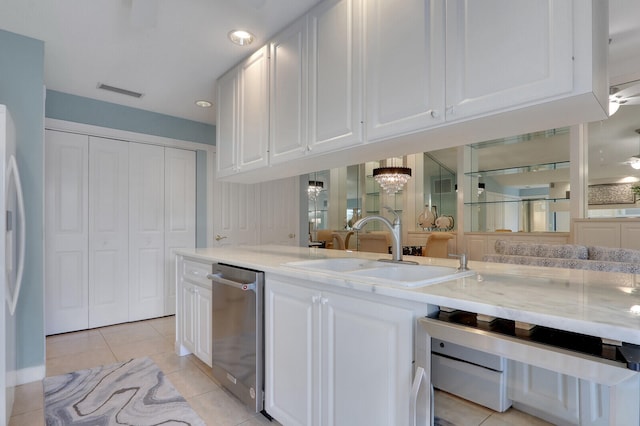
top-left (373, 159), bottom-right (411, 195)
top-left (228, 30), bottom-right (255, 46)
top-left (308, 180), bottom-right (324, 200)
top-left (195, 100), bottom-right (212, 108)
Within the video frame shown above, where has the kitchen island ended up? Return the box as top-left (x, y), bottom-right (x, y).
top-left (175, 245), bottom-right (640, 425)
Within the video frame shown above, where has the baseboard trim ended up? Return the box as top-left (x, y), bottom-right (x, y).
top-left (16, 364), bottom-right (46, 385)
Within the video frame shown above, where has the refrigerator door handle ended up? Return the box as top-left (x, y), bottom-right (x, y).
top-left (6, 155), bottom-right (25, 316)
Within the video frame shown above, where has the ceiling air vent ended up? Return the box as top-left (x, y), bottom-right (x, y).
top-left (97, 83), bottom-right (144, 98)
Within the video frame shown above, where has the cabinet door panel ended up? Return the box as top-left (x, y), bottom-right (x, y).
top-left (129, 143), bottom-right (165, 320)
top-left (446, 0), bottom-right (572, 120)
top-left (45, 130), bottom-right (89, 335)
top-left (164, 148), bottom-right (196, 315)
top-left (270, 18), bottom-right (308, 164)
top-left (195, 286), bottom-right (212, 366)
top-left (508, 361), bottom-right (579, 425)
top-left (364, 0), bottom-right (445, 140)
top-left (88, 137), bottom-right (129, 328)
top-left (265, 280), bottom-right (318, 426)
top-left (239, 45), bottom-right (269, 171)
top-left (216, 68), bottom-right (238, 177)
top-left (181, 282), bottom-right (196, 353)
top-left (322, 292), bottom-right (414, 425)
top-left (308, 0), bottom-right (363, 152)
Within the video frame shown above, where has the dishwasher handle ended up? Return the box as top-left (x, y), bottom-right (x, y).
top-left (207, 273), bottom-right (256, 291)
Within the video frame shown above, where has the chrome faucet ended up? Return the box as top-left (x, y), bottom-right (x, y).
top-left (353, 206), bottom-right (403, 262)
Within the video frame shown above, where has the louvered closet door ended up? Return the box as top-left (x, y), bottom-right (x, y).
top-left (164, 147), bottom-right (196, 315)
top-left (45, 130), bottom-right (89, 335)
top-left (129, 143), bottom-right (165, 321)
top-left (88, 137), bottom-right (129, 328)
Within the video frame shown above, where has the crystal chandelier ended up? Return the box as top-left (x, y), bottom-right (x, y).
top-left (308, 180), bottom-right (324, 200)
top-left (373, 166), bottom-right (411, 195)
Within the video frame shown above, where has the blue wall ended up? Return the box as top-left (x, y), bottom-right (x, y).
top-left (46, 90), bottom-right (216, 145)
top-left (0, 29), bottom-right (45, 371)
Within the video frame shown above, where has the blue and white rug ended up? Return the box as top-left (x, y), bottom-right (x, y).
top-left (44, 357), bottom-right (205, 425)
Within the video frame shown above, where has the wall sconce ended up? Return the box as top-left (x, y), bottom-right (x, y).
top-left (477, 182), bottom-right (485, 195)
top-left (308, 180), bottom-right (323, 200)
top-left (373, 158), bottom-right (411, 195)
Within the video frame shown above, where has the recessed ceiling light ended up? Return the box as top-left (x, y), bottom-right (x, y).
top-left (228, 30), bottom-right (255, 46)
top-left (195, 100), bottom-right (212, 108)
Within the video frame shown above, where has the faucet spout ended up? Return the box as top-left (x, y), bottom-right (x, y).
top-left (353, 208), bottom-right (403, 262)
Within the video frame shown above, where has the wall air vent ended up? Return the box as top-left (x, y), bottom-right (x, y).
top-left (97, 83), bottom-right (144, 98)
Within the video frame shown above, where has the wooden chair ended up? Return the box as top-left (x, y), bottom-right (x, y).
top-left (358, 232), bottom-right (391, 254)
top-left (423, 233), bottom-right (455, 258)
top-left (316, 229), bottom-right (334, 249)
top-left (344, 231), bottom-right (354, 250)
top-left (331, 233), bottom-right (346, 250)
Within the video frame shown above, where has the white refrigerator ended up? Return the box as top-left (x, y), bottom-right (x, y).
top-left (0, 104), bottom-right (26, 424)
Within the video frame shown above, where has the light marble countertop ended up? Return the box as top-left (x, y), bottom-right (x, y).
top-left (177, 245), bottom-right (640, 345)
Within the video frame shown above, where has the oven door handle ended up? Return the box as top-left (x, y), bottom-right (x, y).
top-left (207, 273), bottom-right (256, 292)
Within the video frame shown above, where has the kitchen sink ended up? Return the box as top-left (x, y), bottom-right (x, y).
top-left (283, 258), bottom-right (475, 288)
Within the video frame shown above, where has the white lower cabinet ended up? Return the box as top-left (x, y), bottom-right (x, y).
top-left (508, 361), bottom-right (613, 426)
top-left (265, 276), bottom-right (421, 425)
top-left (176, 255), bottom-right (212, 366)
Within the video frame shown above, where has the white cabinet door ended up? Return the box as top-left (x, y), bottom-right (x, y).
top-left (322, 289), bottom-right (414, 425)
top-left (238, 45), bottom-right (270, 172)
top-left (308, 0), bottom-right (363, 152)
top-left (445, 0), bottom-right (572, 121)
top-left (508, 361), bottom-right (579, 425)
top-left (259, 177), bottom-right (300, 246)
top-left (265, 280), bottom-right (318, 426)
top-left (269, 17), bottom-right (308, 164)
top-left (129, 143), bottom-right (165, 321)
top-left (364, 0), bottom-right (445, 141)
top-left (194, 283), bottom-right (212, 366)
top-left (216, 67), bottom-right (238, 177)
top-left (88, 137), bottom-right (129, 328)
top-left (180, 280), bottom-right (197, 354)
top-left (164, 148), bottom-right (196, 315)
top-left (45, 130), bottom-right (89, 335)
top-left (265, 277), bottom-right (415, 425)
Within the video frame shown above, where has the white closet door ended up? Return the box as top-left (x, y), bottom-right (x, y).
top-left (259, 177), bottom-right (300, 245)
top-left (164, 147), bottom-right (196, 315)
top-left (45, 130), bottom-right (89, 335)
top-left (88, 137), bottom-right (129, 328)
top-left (129, 143), bottom-right (165, 321)
top-left (212, 178), bottom-right (258, 247)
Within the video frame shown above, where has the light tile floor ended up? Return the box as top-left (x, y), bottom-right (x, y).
top-left (9, 316), bottom-right (551, 426)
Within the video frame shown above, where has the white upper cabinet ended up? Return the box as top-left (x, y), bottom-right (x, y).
top-left (216, 68), bottom-right (238, 177)
top-left (215, 0), bottom-right (607, 183)
top-left (308, 0), bottom-right (363, 152)
top-left (364, 0), bottom-right (445, 141)
top-left (269, 17), bottom-right (308, 164)
top-left (216, 45), bottom-right (269, 177)
top-left (445, 0), bottom-right (573, 121)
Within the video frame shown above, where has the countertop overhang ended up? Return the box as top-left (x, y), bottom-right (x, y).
top-left (177, 245), bottom-right (640, 346)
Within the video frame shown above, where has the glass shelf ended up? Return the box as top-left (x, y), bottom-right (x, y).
top-left (465, 197), bottom-right (569, 206)
top-left (464, 161), bottom-right (570, 178)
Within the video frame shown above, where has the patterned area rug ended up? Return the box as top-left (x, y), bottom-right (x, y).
top-left (44, 357), bottom-right (205, 425)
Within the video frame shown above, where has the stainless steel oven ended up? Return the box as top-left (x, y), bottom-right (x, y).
top-left (207, 263), bottom-right (264, 413)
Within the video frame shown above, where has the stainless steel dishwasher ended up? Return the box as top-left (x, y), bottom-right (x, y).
top-left (207, 263), bottom-right (264, 413)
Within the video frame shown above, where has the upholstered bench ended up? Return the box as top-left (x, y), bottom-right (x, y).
top-left (482, 239), bottom-right (640, 274)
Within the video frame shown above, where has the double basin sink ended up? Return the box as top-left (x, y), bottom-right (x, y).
top-left (284, 257), bottom-right (475, 288)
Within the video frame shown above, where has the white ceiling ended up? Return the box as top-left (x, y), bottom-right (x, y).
top-left (0, 0), bottom-right (322, 125)
top-left (1, 0), bottom-right (639, 140)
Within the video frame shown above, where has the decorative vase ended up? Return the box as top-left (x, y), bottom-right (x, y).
top-left (418, 205), bottom-right (437, 229)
